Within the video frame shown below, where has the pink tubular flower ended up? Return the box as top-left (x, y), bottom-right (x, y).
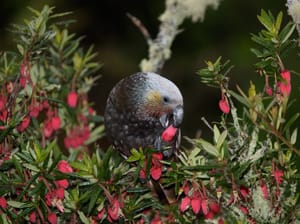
top-left (43, 120), bottom-right (53, 138)
top-left (265, 86), bottom-right (273, 96)
top-left (240, 185), bottom-right (250, 199)
top-left (278, 82), bottom-right (291, 96)
top-left (97, 208), bottom-right (105, 220)
top-left (57, 160), bottom-right (73, 173)
top-left (51, 116), bottom-right (61, 130)
top-left (240, 206), bottom-right (249, 215)
top-left (47, 212), bottom-right (57, 224)
top-left (273, 169), bottom-right (284, 185)
top-left (191, 196), bottom-right (201, 214)
top-left (0, 196), bottom-right (7, 209)
top-left (209, 202), bottom-right (220, 214)
top-left (219, 96), bottom-right (230, 114)
top-left (280, 70), bottom-right (291, 82)
top-left (150, 165), bottom-right (162, 180)
top-left (201, 198), bottom-right (209, 215)
top-left (67, 91), bottom-right (78, 108)
top-left (260, 183), bottom-right (268, 200)
top-left (204, 211), bottom-right (215, 220)
top-left (161, 125), bottom-right (177, 142)
top-left (180, 196), bottom-right (190, 212)
top-left (55, 179), bottom-right (69, 189)
top-left (17, 116), bottom-right (30, 132)
top-left (29, 211), bottom-right (36, 223)
top-left (108, 198), bottom-right (120, 221)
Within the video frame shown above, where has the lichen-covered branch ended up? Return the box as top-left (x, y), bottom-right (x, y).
top-left (287, 0), bottom-right (300, 44)
top-left (139, 0), bottom-right (220, 73)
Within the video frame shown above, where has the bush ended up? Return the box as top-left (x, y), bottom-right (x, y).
top-left (0, 4), bottom-right (299, 224)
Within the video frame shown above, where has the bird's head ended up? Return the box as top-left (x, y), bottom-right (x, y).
top-left (141, 72), bottom-right (184, 128)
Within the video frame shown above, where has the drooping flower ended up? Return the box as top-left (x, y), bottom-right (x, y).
top-left (29, 211), bottom-right (36, 223)
top-left (260, 183), bottom-right (268, 200)
top-left (150, 165), bottom-right (162, 180)
top-left (265, 86), bottom-right (273, 96)
top-left (280, 70), bottom-right (291, 82)
top-left (204, 211), bottom-right (215, 220)
top-left (209, 202), bottom-right (221, 214)
top-left (180, 196), bottom-right (190, 212)
top-left (51, 116), bottom-right (61, 130)
top-left (219, 96), bottom-right (230, 114)
top-left (278, 81), bottom-right (291, 96)
top-left (0, 196), bottom-right (7, 209)
top-left (55, 179), bottom-right (69, 189)
top-left (240, 206), bottom-right (249, 215)
top-left (67, 91), bottom-right (78, 108)
top-left (17, 116), bottom-right (30, 132)
top-left (201, 198), bottom-right (208, 215)
top-left (57, 160), bottom-right (73, 173)
top-left (47, 212), bottom-right (57, 224)
top-left (191, 196), bottom-right (201, 214)
top-left (97, 208), bottom-right (105, 220)
top-left (108, 198), bottom-right (120, 221)
top-left (240, 185), bottom-right (250, 199)
top-left (273, 169), bottom-right (284, 185)
top-left (161, 125), bottom-right (177, 142)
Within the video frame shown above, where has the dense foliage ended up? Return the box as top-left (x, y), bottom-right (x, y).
top-left (0, 5), bottom-right (299, 224)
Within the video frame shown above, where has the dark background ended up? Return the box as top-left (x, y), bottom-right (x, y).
top-left (0, 0), bottom-right (298, 142)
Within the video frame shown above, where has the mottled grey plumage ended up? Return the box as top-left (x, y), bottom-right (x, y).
top-left (104, 72), bottom-right (183, 157)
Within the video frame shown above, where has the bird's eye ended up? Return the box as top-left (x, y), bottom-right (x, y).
top-left (163, 96), bottom-right (170, 103)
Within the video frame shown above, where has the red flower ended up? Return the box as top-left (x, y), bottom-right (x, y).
top-left (57, 160), bottom-right (73, 173)
top-left (151, 213), bottom-right (162, 224)
top-left (191, 196), bottom-right (201, 214)
top-left (161, 125), bottom-right (177, 142)
top-left (209, 202), bottom-right (220, 214)
top-left (29, 211), bottom-right (36, 223)
top-left (139, 169), bottom-right (146, 179)
top-left (5, 82), bottom-right (14, 93)
top-left (150, 165), bottom-right (162, 180)
top-left (265, 86), bottom-right (273, 96)
top-left (278, 82), bottom-right (291, 96)
top-left (0, 95), bottom-right (7, 111)
top-left (218, 218), bottom-right (225, 224)
top-left (152, 153), bottom-right (163, 161)
top-left (180, 196), bottom-right (190, 212)
top-left (204, 211), bottom-right (215, 220)
top-left (240, 206), bottom-right (249, 215)
top-left (0, 196), bottom-right (7, 209)
top-left (55, 188), bottom-right (65, 200)
top-left (201, 198), bottom-right (208, 215)
top-left (273, 169), bottom-right (284, 185)
top-left (97, 208), bottom-right (105, 220)
top-left (67, 91), bottom-right (78, 108)
top-left (47, 212), bottom-right (57, 224)
top-left (260, 183), bottom-right (268, 200)
top-left (108, 198), bottom-right (120, 221)
top-left (281, 70), bottom-right (291, 82)
top-left (43, 120), bottom-right (53, 138)
top-left (20, 76), bottom-right (27, 88)
top-left (240, 185), bottom-right (250, 199)
top-left (51, 116), bottom-right (61, 130)
top-left (55, 179), bottom-right (69, 189)
top-left (219, 97), bottom-right (230, 114)
top-left (17, 116), bottom-right (30, 132)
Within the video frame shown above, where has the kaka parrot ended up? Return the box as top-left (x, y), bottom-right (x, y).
top-left (104, 72), bottom-right (184, 157)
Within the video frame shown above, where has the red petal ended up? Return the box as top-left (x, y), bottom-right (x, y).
top-left (219, 97), bottom-right (230, 114)
top-left (161, 125), bottom-right (177, 142)
top-left (150, 166), bottom-right (162, 180)
top-left (47, 212), bottom-right (57, 224)
top-left (201, 199), bottom-right (208, 215)
top-left (191, 197), bottom-right (201, 214)
top-left (209, 202), bottom-right (220, 214)
top-left (67, 91), bottom-right (78, 108)
top-left (180, 196), bottom-right (190, 212)
top-left (281, 70), bottom-right (291, 82)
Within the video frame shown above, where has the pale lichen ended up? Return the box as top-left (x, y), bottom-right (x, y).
top-left (287, 0), bottom-right (300, 42)
top-left (140, 0), bottom-right (221, 73)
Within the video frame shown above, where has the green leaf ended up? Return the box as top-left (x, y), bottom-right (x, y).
top-left (7, 200), bottom-right (30, 209)
top-left (291, 128), bottom-right (298, 145)
top-left (77, 211), bottom-right (90, 224)
top-left (275, 11), bottom-right (283, 32)
top-left (257, 10), bottom-right (273, 32)
top-left (197, 139), bottom-right (218, 157)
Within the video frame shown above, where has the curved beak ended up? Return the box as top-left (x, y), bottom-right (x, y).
top-left (173, 105), bottom-right (184, 128)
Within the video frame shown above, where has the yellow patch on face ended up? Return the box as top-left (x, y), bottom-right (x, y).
top-left (146, 90), bottom-right (162, 104)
